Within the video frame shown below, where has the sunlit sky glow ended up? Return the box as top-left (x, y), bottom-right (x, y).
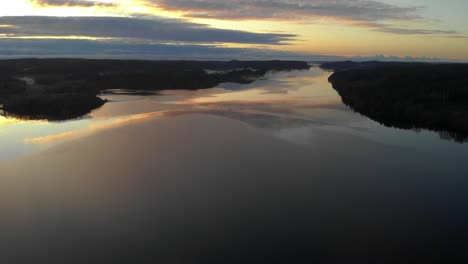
top-left (0, 0), bottom-right (467, 60)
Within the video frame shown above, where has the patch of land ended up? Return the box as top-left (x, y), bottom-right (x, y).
top-left (0, 59), bottom-right (310, 120)
top-left (320, 61), bottom-right (381, 71)
top-left (324, 61), bottom-right (468, 142)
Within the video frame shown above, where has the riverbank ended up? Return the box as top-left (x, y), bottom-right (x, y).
top-left (0, 59), bottom-right (310, 120)
top-left (324, 62), bottom-right (468, 142)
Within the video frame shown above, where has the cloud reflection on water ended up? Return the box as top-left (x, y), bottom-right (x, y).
top-left (16, 68), bottom-right (339, 148)
top-left (3, 67), bottom-right (467, 160)
top-left (23, 111), bottom-right (166, 144)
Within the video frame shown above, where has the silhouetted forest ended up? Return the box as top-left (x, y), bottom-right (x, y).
top-left (0, 59), bottom-right (309, 120)
top-left (325, 61), bottom-right (468, 142)
top-left (320, 61), bottom-right (381, 71)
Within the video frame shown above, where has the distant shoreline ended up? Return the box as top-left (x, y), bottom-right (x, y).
top-left (0, 59), bottom-right (310, 120)
top-left (323, 61), bottom-right (468, 142)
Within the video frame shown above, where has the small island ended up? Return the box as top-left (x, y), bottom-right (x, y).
top-left (0, 59), bottom-right (310, 120)
top-left (323, 61), bottom-right (468, 142)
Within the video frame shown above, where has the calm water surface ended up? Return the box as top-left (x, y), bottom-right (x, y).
top-left (0, 67), bottom-right (467, 262)
top-left (1, 67), bottom-right (467, 160)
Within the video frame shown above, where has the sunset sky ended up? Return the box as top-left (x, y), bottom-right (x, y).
top-left (1, 0), bottom-right (467, 60)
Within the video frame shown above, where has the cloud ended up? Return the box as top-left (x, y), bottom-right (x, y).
top-left (449, 35), bottom-right (468, 39)
top-left (144, 0), bottom-right (462, 37)
top-left (149, 0), bottom-right (422, 21)
top-left (0, 38), bottom-right (308, 60)
top-left (375, 27), bottom-right (457, 35)
top-left (22, 0), bottom-right (459, 38)
top-left (33, 0), bottom-right (115, 7)
top-left (0, 38), bottom-right (461, 62)
top-left (0, 16), bottom-right (295, 45)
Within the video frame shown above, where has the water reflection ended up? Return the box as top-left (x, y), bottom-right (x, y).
top-left (1, 67), bottom-right (468, 161)
top-left (1, 67), bottom-right (468, 262)
top-left (23, 112), bottom-right (165, 144)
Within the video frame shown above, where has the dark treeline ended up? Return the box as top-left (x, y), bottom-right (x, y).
top-left (324, 61), bottom-right (468, 142)
top-left (0, 59), bottom-right (309, 120)
top-left (321, 61), bottom-right (382, 71)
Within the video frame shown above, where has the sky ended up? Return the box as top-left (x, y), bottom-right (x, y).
top-left (0, 0), bottom-right (467, 61)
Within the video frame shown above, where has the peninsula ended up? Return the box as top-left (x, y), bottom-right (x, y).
top-left (0, 59), bottom-right (310, 120)
top-left (323, 61), bottom-right (468, 142)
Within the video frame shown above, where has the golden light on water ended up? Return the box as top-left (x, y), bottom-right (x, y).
top-left (23, 111), bottom-right (166, 144)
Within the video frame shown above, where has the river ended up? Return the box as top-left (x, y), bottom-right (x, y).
top-left (0, 66), bottom-right (467, 262)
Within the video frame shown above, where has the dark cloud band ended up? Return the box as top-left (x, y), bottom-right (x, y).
top-left (0, 16), bottom-right (295, 45)
top-left (23, 0), bottom-right (458, 38)
top-left (149, 0), bottom-right (421, 22)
